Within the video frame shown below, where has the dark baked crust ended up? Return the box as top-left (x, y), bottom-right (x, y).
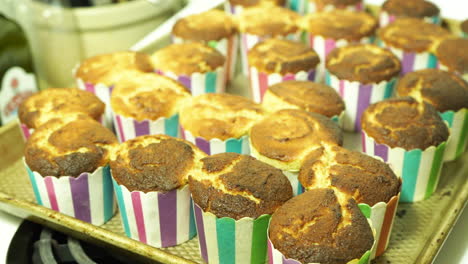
top-left (269, 188), bottom-right (374, 264)
top-left (189, 153), bottom-right (293, 219)
top-left (19, 88), bottom-right (105, 129)
top-left (301, 10), bottom-right (377, 41)
top-left (382, 0), bottom-right (439, 18)
top-left (396, 69), bottom-right (468, 112)
top-left (299, 146), bottom-right (400, 206)
top-left (172, 10), bottom-right (237, 41)
top-left (24, 116), bottom-right (117, 177)
top-left (462, 19), bottom-right (468, 35)
top-left (378, 18), bottom-right (452, 52)
top-left (238, 6), bottom-right (300, 36)
top-left (326, 44), bottom-right (401, 84)
top-left (435, 38), bottom-right (468, 74)
top-left (361, 97), bottom-right (449, 150)
top-left (229, 0), bottom-right (285, 6)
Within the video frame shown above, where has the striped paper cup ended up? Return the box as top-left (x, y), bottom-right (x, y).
top-left (332, 110), bottom-right (346, 129)
top-left (180, 126), bottom-right (250, 155)
top-left (76, 78), bottom-right (114, 129)
top-left (377, 44), bottom-right (438, 76)
top-left (193, 203), bottom-right (271, 264)
top-left (282, 171), bottom-right (304, 196)
top-left (113, 113), bottom-right (179, 142)
top-left (325, 72), bottom-right (396, 132)
top-left (25, 162), bottom-right (115, 225)
top-left (440, 108), bottom-right (468, 161)
top-left (112, 180), bottom-right (196, 248)
top-left (155, 68), bottom-right (225, 96)
top-left (224, 2), bottom-right (244, 15)
top-left (249, 69), bottom-right (316, 103)
top-left (358, 194), bottom-right (400, 258)
top-left (362, 132), bottom-right (447, 202)
top-left (379, 11), bottom-right (441, 27)
top-left (172, 36), bottom-right (238, 82)
top-left (19, 121), bottom-right (33, 141)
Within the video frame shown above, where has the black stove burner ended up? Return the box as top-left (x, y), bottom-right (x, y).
top-left (6, 221), bottom-right (153, 264)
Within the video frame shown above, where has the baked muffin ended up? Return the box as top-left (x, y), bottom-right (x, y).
top-left (380, 0), bottom-right (440, 27)
top-left (151, 43), bottom-right (226, 94)
top-left (435, 38), bottom-right (468, 80)
top-left (269, 188), bottom-right (374, 264)
top-left (262, 81), bottom-right (345, 120)
top-left (110, 72), bottom-right (190, 141)
top-left (110, 134), bottom-right (205, 247)
top-left (308, 0), bottom-right (363, 12)
top-left (225, 0), bottom-right (285, 14)
top-left (189, 152), bottom-right (292, 264)
top-left (248, 39), bottom-right (320, 102)
top-left (179, 93), bottom-right (265, 154)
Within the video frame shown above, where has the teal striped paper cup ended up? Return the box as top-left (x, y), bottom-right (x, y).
top-left (379, 11), bottom-right (441, 27)
top-left (113, 113), bottom-right (179, 142)
top-left (440, 108), bottom-right (468, 161)
top-left (362, 132), bottom-right (447, 202)
top-left (193, 203), bottom-right (271, 264)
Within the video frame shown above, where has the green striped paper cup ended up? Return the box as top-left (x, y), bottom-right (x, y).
top-left (440, 108), bottom-right (468, 161)
top-left (362, 132), bottom-right (447, 202)
top-left (193, 203), bottom-right (271, 264)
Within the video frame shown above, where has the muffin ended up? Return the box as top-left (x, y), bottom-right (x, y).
top-left (18, 87), bottom-right (104, 140)
top-left (151, 43), bottom-right (226, 95)
top-left (189, 152), bottom-right (292, 264)
top-left (361, 97), bottom-right (449, 202)
top-left (237, 5), bottom-right (301, 74)
top-left (110, 72), bottom-right (190, 142)
top-left (24, 115), bottom-right (118, 224)
top-left (380, 0), bottom-right (440, 27)
top-left (172, 10), bottom-right (238, 81)
top-left (299, 145), bottom-right (400, 257)
top-left (377, 18), bottom-right (452, 75)
top-left (301, 10), bottom-right (378, 81)
top-left (325, 44), bottom-right (401, 132)
top-left (249, 109), bottom-right (343, 195)
top-left (225, 0), bottom-right (285, 14)
top-left (179, 93), bottom-right (265, 155)
top-left (262, 80), bottom-right (345, 123)
top-left (435, 38), bottom-right (468, 81)
top-left (396, 69), bottom-right (468, 161)
top-left (462, 19), bottom-right (468, 38)
top-left (288, 0), bottom-right (363, 14)
top-left (268, 188), bottom-right (374, 264)
top-left (110, 134), bottom-right (206, 247)
top-left (248, 39), bottom-right (320, 102)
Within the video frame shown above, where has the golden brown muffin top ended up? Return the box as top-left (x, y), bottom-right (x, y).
top-left (250, 109), bottom-right (343, 171)
top-left (326, 44), bottom-right (401, 84)
top-left (299, 145), bottom-right (400, 206)
top-left (382, 0), bottom-right (439, 18)
top-left (237, 6), bottom-right (300, 36)
top-left (151, 43), bottom-right (225, 75)
top-left (19, 88), bottom-right (104, 129)
top-left (462, 19), bottom-right (468, 34)
top-left (301, 10), bottom-right (377, 41)
top-left (248, 39), bottom-right (320, 74)
top-left (311, 0), bottom-right (362, 5)
top-left (378, 18), bottom-right (452, 52)
top-left (189, 153), bottom-right (292, 219)
top-left (110, 72), bottom-right (190, 121)
top-left (75, 51), bottom-right (154, 85)
top-left (172, 10), bottom-right (237, 41)
top-left (229, 0), bottom-right (285, 6)
top-left (179, 93), bottom-right (265, 140)
top-left (269, 188), bottom-right (374, 264)
top-left (396, 69), bottom-right (468, 112)
top-left (435, 38), bottom-right (468, 74)
top-left (361, 97), bottom-right (449, 150)
top-left (262, 81), bottom-right (345, 117)
top-left (24, 115), bottom-right (118, 177)
top-left (110, 135), bottom-right (206, 192)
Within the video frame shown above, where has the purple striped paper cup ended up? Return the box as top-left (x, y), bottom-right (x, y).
top-left (112, 113), bottom-right (180, 142)
top-left (378, 44), bottom-right (438, 76)
top-left (24, 161), bottom-right (115, 225)
top-left (379, 11), bottom-right (441, 27)
top-left (112, 181), bottom-right (196, 248)
top-left (76, 78), bottom-right (114, 129)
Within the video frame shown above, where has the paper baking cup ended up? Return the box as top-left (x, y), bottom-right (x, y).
top-left (19, 122), bottom-right (34, 141)
top-left (440, 108), bottom-right (468, 161)
top-left (193, 203), bottom-right (271, 264)
top-left (25, 162), bottom-right (115, 225)
top-left (358, 194), bottom-right (399, 258)
top-left (113, 113), bottom-right (179, 142)
top-left (180, 126), bottom-right (250, 155)
top-left (379, 11), bottom-right (441, 27)
top-left (224, 2), bottom-right (244, 15)
top-left (249, 68), bottom-right (316, 103)
top-left (325, 72), bottom-right (396, 132)
top-left (76, 78), bottom-right (114, 129)
top-left (332, 110), bottom-right (346, 129)
top-left (112, 180), bottom-right (196, 248)
top-left (362, 132), bottom-right (446, 202)
top-left (282, 171), bottom-right (304, 196)
top-left (287, 0), bottom-right (363, 14)
top-left (172, 36), bottom-right (238, 82)
top-left (378, 44), bottom-right (438, 75)
top-left (155, 68), bottom-right (225, 96)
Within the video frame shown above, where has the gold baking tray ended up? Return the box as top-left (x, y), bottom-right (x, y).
top-left (0, 120), bottom-right (467, 264)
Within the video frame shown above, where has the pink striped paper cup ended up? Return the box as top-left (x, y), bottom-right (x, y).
top-left (113, 113), bottom-right (180, 142)
top-left (19, 121), bottom-right (34, 141)
top-left (76, 78), bottom-right (114, 129)
top-left (379, 11), bottom-right (441, 27)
